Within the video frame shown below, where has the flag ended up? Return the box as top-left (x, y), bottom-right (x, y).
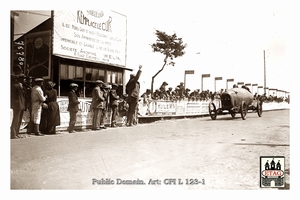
top-left (185, 70), bottom-right (194, 74)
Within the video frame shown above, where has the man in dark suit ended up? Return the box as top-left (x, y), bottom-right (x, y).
top-left (99, 83), bottom-right (110, 129)
top-left (10, 74), bottom-right (26, 139)
top-left (125, 65), bottom-right (142, 126)
top-left (109, 83), bottom-right (120, 127)
top-left (91, 80), bottom-right (104, 130)
top-left (67, 83), bottom-right (80, 133)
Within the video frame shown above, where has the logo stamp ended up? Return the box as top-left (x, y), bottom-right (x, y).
top-left (260, 156), bottom-right (285, 188)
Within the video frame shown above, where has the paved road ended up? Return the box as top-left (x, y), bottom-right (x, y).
top-left (11, 110), bottom-right (290, 190)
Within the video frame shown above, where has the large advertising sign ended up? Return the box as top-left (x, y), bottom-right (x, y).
top-left (138, 100), bottom-right (210, 117)
top-left (53, 10), bottom-right (127, 67)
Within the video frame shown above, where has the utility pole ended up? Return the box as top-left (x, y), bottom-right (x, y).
top-left (264, 50), bottom-right (266, 94)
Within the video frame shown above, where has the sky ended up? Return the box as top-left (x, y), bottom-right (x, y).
top-left (8, 0), bottom-right (297, 96)
top-left (106, 0), bottom-right (296, 95)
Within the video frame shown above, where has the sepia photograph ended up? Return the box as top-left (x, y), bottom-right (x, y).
top-left (4, 0), bottom-right (298, 198)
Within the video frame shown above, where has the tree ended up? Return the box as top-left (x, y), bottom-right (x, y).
top-left (150, 30), bottom-right (187, 93)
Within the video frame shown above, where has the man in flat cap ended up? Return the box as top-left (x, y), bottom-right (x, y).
top-left (99, 83), bottom-right (110, 129)
top-left (125, 65), bottom-right (142, 126)
top-left (109, 83), bottom-right (120, 127)
top-left (31, 78), bottom-right (47, 136)
top-left (91, 80), bottom-right (105, 130)
top-left (10, 74), bottom-right (26, 139)
top-left (67, 83), bottom-right (80, 133)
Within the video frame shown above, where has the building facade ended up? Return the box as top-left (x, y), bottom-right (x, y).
top-left (11, 10), bottom-right (130, 129)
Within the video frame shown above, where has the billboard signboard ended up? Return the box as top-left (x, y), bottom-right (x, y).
top-left (53, 10), bottom-right (127, 67)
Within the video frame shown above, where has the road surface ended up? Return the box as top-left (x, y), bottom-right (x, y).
top-left (11, 109), bottom-right (290, 190)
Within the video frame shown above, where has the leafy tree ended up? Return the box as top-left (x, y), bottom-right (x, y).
top-left (150, 30), bottom-right (187, 93)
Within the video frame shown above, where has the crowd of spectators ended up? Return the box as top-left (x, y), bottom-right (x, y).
top-left (255, 93), bottom-right (290, 103)
top-left (141, 81), bottom-right (290, 104)
top-left (142, 81), bottom-right (214, 102)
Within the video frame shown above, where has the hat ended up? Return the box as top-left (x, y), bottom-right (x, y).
top-left (47, 81), bottom-right (56, 88)
top-left (35, 78), bottom-right (44, 82)
top-left (70, 83), bottom-right (78, 88)
top-left (102, 83), bottom-right (110, 89)
top-left (95, 80), bottom-right (103, 85)
top-left (162, 81), bottom-right (168, 85)
top-left (130, 73), bottom-right (135, 78)
top-left (112, 83), bottom-right (118, 88)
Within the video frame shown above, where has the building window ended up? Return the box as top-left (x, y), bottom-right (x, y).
top-left (59, 64), bottom-right (84, 97)
top-left (60, 64), bottom-right (83, 80)
top-left (68, 65), bottom-right (75, 79)
top-left (60, 64), bottom-right (67, 79)
top-left (107, 70), bottom-right (123, 84)
top-left (86, 68), bottom-right (105, 82)
top-left (107, 70), bottom-right (112, 83)
top-left (59, 62), bottom-right (123, 98)
top-left (76, 67), bottom-right (83, 80)
top-left (117, 72), bottom-right (122, 84)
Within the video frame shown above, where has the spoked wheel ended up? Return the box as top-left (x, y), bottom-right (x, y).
top-left (240, 101), bottom-right (248, 120)
top-left (209, 102), bottom-right (217, 120)
top-left (257, 101), bottom-right (262, 117)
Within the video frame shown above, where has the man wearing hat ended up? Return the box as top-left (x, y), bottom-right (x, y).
top-left (159, 81), bottom-right (168, 100)
top-left (67, 83), bottom-right (80, 133)
top-left (177, 82), bottom-right (185, 100)
top-left (91, 80), bottom-right (105, 130)
top-left (125, 65), bottom-right (142, 126)
top-left (10, 74), bottom-right (26, 139)
top-left (109, 83), bottom-right (120, 127)
top-left (99, 82), bottom-right (110, 129)
top-left (166, 87), bottom-right (173, 100)
top-left (31, 78), bottom-right (47, 136)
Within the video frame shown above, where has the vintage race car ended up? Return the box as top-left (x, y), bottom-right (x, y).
top-left (209, 87), bottom-right (262, 120)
